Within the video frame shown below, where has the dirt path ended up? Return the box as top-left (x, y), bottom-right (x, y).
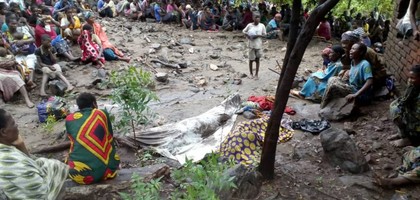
top-left (2, 17), bottom-right (417, 199)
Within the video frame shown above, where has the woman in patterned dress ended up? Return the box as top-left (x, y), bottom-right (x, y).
top-left (0, 108), bottom-right (68, 199)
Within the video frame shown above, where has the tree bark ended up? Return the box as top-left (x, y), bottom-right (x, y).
top-left (279, 0), bottom-right (302, 82)
top-left (259, 0), bottom-right (341, 180)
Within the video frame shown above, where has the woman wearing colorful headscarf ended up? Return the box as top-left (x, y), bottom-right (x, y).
top-left (84, 11), bottom-right (130, 63)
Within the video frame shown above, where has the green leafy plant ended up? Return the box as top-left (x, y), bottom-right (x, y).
top-left (135, 149), bottom-right (155, 167)
top-left (120, 153), bottom-right (237, 200)
top-left (171, 153), bottom-right (237, 200)
top-left (42, 115), bottom-right (57, 134)
top-left (119, 174), bottom-right (162, 200)
top-left (108, 66), bottom-right (159, 138)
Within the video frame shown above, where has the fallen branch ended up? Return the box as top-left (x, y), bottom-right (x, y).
top-left (150, 59), bottom-right (180, 69)
top-left (115, 136), bottom-right (140, 149)
top-left (31, 136), bottom-right (141, 154)
top-left (144, 62), bottom-right (159, 74)
top-left (32, 141), bottom-right (71, 154)
top-left (268, 68), bottom-right (281, 75)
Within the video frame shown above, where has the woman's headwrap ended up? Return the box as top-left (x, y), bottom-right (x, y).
top-left (321, 47), bottom-right (333, 56)
top-left (341, 31), bottom-right (360, 42)
top-left (84, 11), bottom-right (93, 20)
top-left (331, 45), bottom-right (345, 57)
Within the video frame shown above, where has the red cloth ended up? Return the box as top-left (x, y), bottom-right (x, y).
top-left (247, 96), bottom-right (273, 110)
top-left (248, 96), bottom-right (296, 115)
top-left (317, 21), bottom-right (331, 40)
top-left (35, 24), bottom-right (57, 47)
top-left (242, 11), bottom-right (253, 27)
top-left (77, 30), bottom-right (105, 63)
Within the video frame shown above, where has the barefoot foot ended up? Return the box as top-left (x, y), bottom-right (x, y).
top-left (387, 133), bottom-right (401, 141)
top-left (290, 90), bottom-right (304, 99)
top-left (26, 101), bottom-right (35, 108)
top-left (66, 85), bottom-right (74, 92)
top-left (390, 138), bottom-right (411, 147)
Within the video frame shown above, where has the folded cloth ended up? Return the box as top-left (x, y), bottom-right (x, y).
top-left (292, 118), bottom-right (331, 134)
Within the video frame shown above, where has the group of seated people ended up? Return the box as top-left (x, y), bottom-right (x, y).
top-left (0, 92), bottom-right (120, 199)
top-left (0, 0), bottom-right (130, 108)
top-left (98, 0), bottom-right (294, 40)
top-left (288, 29), bottom-right (419, 187)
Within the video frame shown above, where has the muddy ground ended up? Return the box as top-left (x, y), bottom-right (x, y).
top-left (2, 17), bottom-right (420, 199)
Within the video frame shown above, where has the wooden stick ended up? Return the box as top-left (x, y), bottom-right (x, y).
top-left (268, 68), bottom-right (281, 75)
top-left (144, 62), bottom-right (158, 74)
top-left (150, 59), bottom-right (180, 69)
top-left (31, 141), bottom-right (71, 154)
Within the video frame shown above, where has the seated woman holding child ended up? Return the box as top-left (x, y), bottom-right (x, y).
top-left (291, 45), bottom-right (345, 102)
top-left (320, 43), bottom-right (373, 108)
top-left (60, 7), bottom-right (82, 43)
top-left (4, 17), bottom-right (37, 89)
top-left (388, 64), bottom-right (420, 147)
top-left (77, 24), bottom-right (105, 68)
top-left (84, 11), bottom-right (130, 62)
top-left (0, 47), bottom-right (34, 107)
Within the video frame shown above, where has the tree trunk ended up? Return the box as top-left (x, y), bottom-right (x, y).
top-left (347, 0), bottom-right (352, 9)
top-left (259, 0), bottom-right (341, 180)
top-left (279, 0), bottom-right (302, 83)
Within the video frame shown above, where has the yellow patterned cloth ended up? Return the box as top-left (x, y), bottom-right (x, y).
top-left (219, 116), bottom-right (293, 166)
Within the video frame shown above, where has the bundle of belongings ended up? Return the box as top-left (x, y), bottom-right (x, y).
top-left (236, 95), bottom-right (296, 119)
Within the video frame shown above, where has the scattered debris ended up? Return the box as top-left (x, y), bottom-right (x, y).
top-left (155, 72), bottom-right (169, 83)
top-left (209, 64), bottom-right (219, 71)
top-left (151, 43), bottom-right (161, 49)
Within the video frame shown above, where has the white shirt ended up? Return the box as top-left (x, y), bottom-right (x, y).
top-left (242, 22), bottom-right (266, 49)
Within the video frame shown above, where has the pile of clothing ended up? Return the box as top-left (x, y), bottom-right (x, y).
top-left (236, 95), bottom-right (296, 119)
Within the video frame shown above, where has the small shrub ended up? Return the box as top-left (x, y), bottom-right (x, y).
top-left (120, 153), bottom-right (237, 200)
top-left (42, 115), bottom-right (57, 134)
top-left (119, 174), bottom-right (162, 200)
top-left (108, 66), bottom-right (159, 137)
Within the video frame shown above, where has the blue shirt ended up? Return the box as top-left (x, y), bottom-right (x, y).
top-left (154, 4), bottom-right (161, 22)
top-left (349, 59), bottom-right (373, 91)
top-left (267, 19), bottom-right (278, 31)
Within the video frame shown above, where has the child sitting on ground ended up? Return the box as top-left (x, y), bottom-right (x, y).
top-left (35, 34), bottom-right (74, 97)
top-left (77, 24), bottom-right (105, 69)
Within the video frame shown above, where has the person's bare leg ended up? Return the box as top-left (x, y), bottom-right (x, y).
top-left (255, 58), bottom-right (260, 80)
top-left (118, 56), bottom-right (131, 63)
top-left (19, 86), bottom-right (34, 108)
top-left (391, 138), bottom-right (412, 147)
top-left (375, 175), bottom-right (412, 188)
top-left (57, 73), bottom-right (74, 92)
top-left (387, 133), bottom-right (401, 141)
top-left (40, 73), bottom-right (49, 96)
top-left (26, 70), bottom-right (36, 89)
top-left (249, 60), bottom-right (254, 78)
top-left (63, 51), bottom-right (79, 61)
